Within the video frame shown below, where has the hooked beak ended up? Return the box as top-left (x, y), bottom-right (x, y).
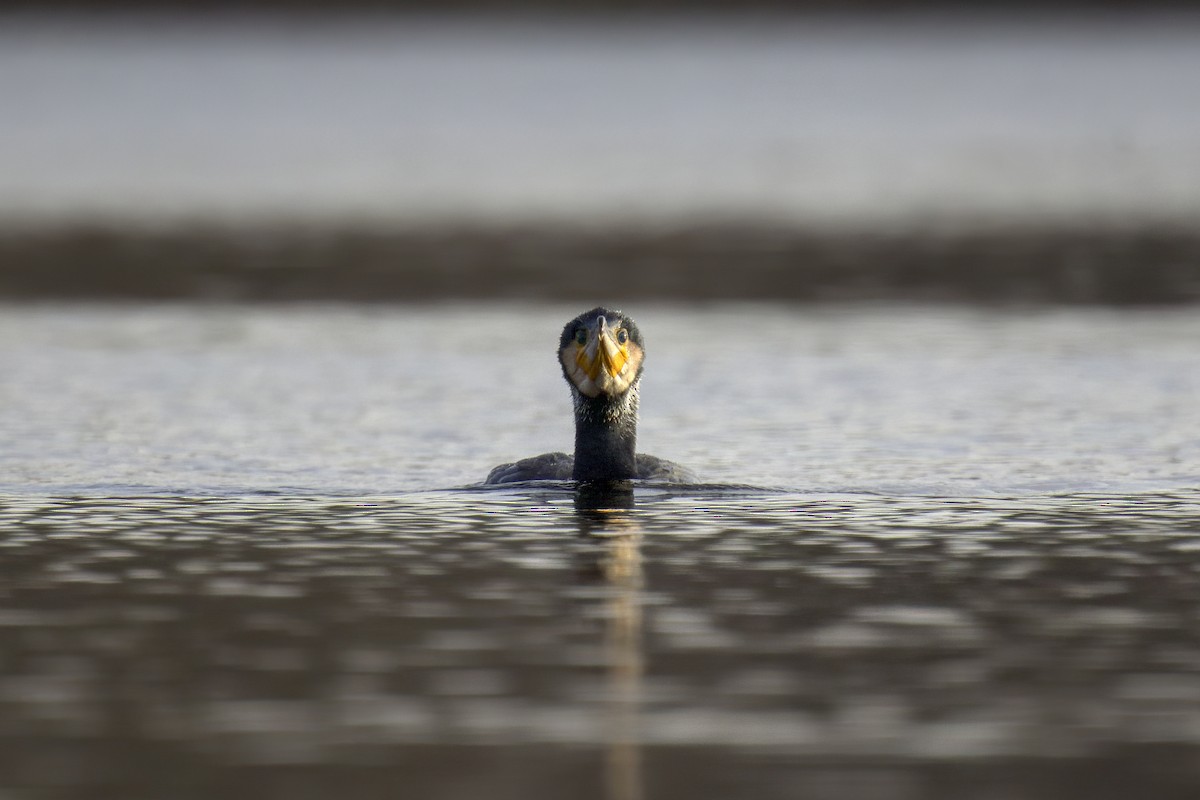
top-left (572, 316), bottom-right (631, 396)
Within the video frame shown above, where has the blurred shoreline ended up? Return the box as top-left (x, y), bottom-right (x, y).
top-left (4, 221), bottom-right (1199, 304)
top-left (3, 12), bottom-right (1198, 304)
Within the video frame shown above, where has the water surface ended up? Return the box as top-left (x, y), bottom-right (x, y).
top-left (4, 15), bottom-right (1200, 225)
top-left (3, 304), bottom-right (1199, 495)
top-left (2, 304), bottom-right (1200, 798)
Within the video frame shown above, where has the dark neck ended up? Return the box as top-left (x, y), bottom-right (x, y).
top-left (572, 389), bottom-right (638, 482)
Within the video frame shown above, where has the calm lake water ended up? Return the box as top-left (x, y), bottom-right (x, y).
top-left (4, 14), bottom-right (1200, 225)
top-left (3, 304), bottom-right (1200, 799)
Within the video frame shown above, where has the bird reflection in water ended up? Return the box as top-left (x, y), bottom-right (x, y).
top-left (575, 482), bottom-right (644, 800)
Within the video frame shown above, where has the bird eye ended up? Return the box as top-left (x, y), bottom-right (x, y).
top-left (617, 329), bottom-right (628, 344)
top-left (574, 328), bottom-right (588, 345)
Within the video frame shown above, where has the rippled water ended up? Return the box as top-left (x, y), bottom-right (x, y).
top-left (4, 304), bottom-right (1200, 495)
top-left (2, 304), bottom-right (1200, 798)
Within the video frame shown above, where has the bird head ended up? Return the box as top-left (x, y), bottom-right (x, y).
top-left (559, 307), bottom-right (645, 399)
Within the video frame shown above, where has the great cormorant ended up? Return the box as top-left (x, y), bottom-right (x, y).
top-left (485, 307), bottom-right (695, 484)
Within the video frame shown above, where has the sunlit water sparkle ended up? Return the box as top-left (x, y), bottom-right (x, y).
top-left (2, 304), bottom-right (1199, 799)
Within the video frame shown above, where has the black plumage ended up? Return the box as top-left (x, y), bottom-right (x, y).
top-left (485, 307), bottom-right (694, 484)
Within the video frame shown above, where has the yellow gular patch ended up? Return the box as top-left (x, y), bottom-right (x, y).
top-left (563, 344), bottom-right (600, 398)
top-left (620, 341), bottom-right (644, 385)
top-left (563, 337), bottom-right (642, 398)
top-left (598, 335), bottom-right (628, 378)
top-left (576, 343), bottom-right (601, 382)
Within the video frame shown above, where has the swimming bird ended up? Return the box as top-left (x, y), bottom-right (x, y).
top-left (485, 307), bottom-right (694, 484)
